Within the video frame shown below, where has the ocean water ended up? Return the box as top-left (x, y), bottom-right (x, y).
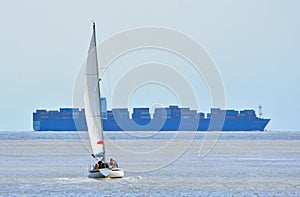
top-left (0, 131), bottom-right (299, 196)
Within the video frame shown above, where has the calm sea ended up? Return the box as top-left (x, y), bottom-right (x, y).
top-left (0, 131), bottom-right (299, 196)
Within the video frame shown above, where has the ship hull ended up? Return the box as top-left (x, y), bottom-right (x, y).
top-left (33, 118), bottom-right (270, 131)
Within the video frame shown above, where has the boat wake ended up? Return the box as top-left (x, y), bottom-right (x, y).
top-left (122, 176), bottom-right (143, 182)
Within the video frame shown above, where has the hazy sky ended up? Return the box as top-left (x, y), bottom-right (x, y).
top-left (0, 0), bottom-right (299, 131)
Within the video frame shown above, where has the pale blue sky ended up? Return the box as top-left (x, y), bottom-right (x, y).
top-left (0, 0), bottom-right (299, 131)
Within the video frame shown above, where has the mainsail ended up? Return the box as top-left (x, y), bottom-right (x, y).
top-left (84, 22), bottom-right (105, 160)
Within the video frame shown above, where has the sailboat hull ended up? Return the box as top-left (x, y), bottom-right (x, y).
top-left (88, 168), bottom-right (111, 178)
top-left (88, 168), bottom-right (124, 178)
top-left (109, 168), bottom-right (124, 178)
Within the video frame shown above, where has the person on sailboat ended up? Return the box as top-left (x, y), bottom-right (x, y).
top-left (97, 160), bottom-right (103, 169)
top-left (94, 162), bottom-right (99, 169)
top-left (99, 158), bottom-right (109, 168)
top-left (110, 158), bottom-right (118, 168)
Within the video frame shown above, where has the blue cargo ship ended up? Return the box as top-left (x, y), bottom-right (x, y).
top-left (33, 98), bottom-right (270, 131)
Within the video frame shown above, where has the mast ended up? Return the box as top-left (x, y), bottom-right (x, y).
top-left (92, 22), bottom-right (106, 161)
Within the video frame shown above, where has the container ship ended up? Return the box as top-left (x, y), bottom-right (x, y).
top-left (33, 98), bottom-right (270, 131)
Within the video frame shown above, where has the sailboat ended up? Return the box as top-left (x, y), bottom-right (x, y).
top-left (84, 22), bottom-right (124, 178)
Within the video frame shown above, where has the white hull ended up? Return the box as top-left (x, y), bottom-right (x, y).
top-left (109, 168), bottom-right (124, 178)
top-left (88, 168), bottom-right (124, 178)
top-left (88, 168), bottom-right (111, 178)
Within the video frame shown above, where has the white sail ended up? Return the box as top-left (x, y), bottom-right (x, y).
top-left (84, 23), bottom-right (105, 159)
